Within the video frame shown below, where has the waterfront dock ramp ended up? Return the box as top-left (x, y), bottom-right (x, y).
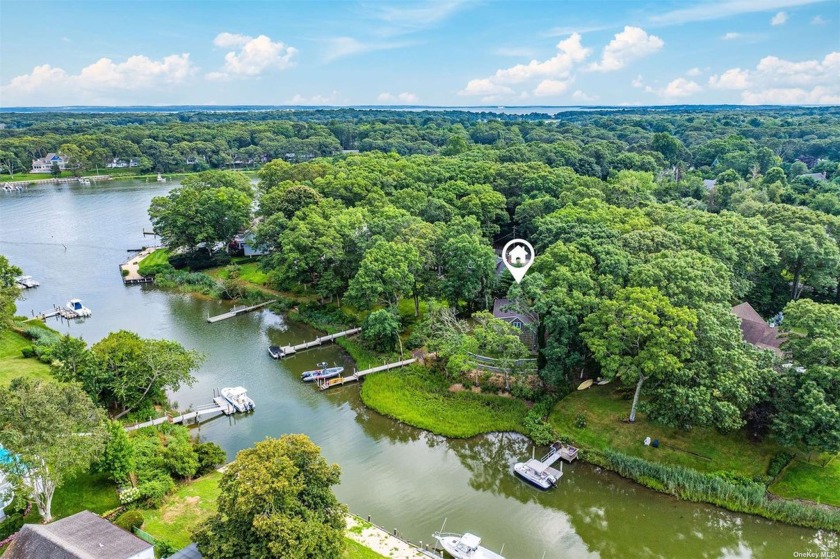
top-left (318, 357), bottom-right (419, 390)
top-left (207, 300), bottom-right (277, 323)
top-left (125, 397), bottom-right (238, 431)
top-left (274, 327), bottom-right (362, 357)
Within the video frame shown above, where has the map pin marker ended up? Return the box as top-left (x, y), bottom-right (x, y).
top-left (502, 239), bottom-right (535, 284)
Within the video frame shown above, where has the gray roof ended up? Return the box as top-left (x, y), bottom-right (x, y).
top-left (703, 179), bottom-right (717, 190)
top-left (492, 298), bottom-right (534, 325)
top-left (731, 302), bottom-right (784, 357)
top-left (798, 172), bottom-right (827, 181)
top-left (169, 544), bottom-right (203, 559)
top-left (5, 511), bottom-right (153, 559)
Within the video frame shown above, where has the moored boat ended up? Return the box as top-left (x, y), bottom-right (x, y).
top-left (66, 298), bottom-right (92, 317)
top-left (513, 458), bottom-right (561, 490)
top-left (15, 275), bottom-right (39, 289)
top-left (268, 345), bottom-right (284, 359)
top-left (301, 362), bottom-right (344, 382)
top-left (433, 531), bottom-right (505, 559)
top-left (220, 386), bottom-right (255, 412)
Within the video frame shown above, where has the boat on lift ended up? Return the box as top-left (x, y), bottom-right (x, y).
top-left (220, 386), bottom-right (255, 413)
top-left (66, 298), bottom-right (92, 317)
top-left (301, 362), bottom-right (344, 382)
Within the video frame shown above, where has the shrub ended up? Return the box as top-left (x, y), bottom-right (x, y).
top-left (118, 486), bottom-right (140, 505)
top-left (121, 268), bottom-right (129, 277)
top-left (20, 346), bottom-right (35, 358)
top-left (361, 309), bottom-right (400, 352)
top-left (574, 414), bottom-right (587, 428)
top-left (156, 539), bottom-right (179, 558)
top-left (767, 451), bottom-right (794, 478)
top-left (138, 476), bottom-right (175, 507)
top-left (114, 510), bottom-right (144, 532)
top-left (0, 514), bottom-right (24, 540)
top-left (195, 442), bottom-right (227, 475)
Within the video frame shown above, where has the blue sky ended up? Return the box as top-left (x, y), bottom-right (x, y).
top-left (1, 0), bottom-right (838, 106)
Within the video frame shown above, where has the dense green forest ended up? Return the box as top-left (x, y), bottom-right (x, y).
top-left (4, 108), bottom-right (839, 458)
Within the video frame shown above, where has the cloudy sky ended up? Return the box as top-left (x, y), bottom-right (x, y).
top-left (1, 0), bottom-right (838, 107)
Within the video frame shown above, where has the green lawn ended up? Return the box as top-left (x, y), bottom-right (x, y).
top-left (548, 387), bottom-right (781, 477)
top-left (771, 456), bottom-right (840, 506)
top-left (141, 471), bottom-right (223, 548)
top-left (0, 328), bottom-right (52, 385)
top-left (344, 538), bottom-right (387, 559)
top-left (216, 260), bottom-right (270, 285)
top-left (361, 365), bottom-right (530, 438)
top-left (23, 471), bottom-right (120, 523)
top-left (137, 248), bottom-right (171, 276)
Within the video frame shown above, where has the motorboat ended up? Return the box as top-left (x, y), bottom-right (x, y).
top-left (301, 362), bottom-right (344, 382)
top-left (433, 531), bottom-right (505, 559)
top-left (220, 386), bottom-right (255, 412)
top-left (268, 345), bottom-right (284, 359)
top-left (15, 276), bottom-right (39, 289)
top-left (514, 458), bottom-right (562, 490)
top-left (156, 173), bottom-right (167, 183)
top-left (66, 298), bottom-right (92, 317)
top-left (78, 178), bottom-right (91, 185)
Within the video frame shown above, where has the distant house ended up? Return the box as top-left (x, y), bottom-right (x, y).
top-left (493, 298), bottom-right (536, 348)
top-left (106, 158), bottom-right (139, 168)
top-left (731, 302), bottom-right (784, 357)
top-left (703, 179), bottom-right (717, 190)
top-left (5, 510), bottom-right (154, 559)
top-left (31, 153), bottom-right (67, 173)
top-left (230, 230), bottom-right (266, 257)
top-left (797, 171), bottom-right (828, 182)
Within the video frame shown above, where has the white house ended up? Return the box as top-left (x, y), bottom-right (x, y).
top-left (106, 158), bottom-right (139, 168)
top-left (31, 153), bottom-right (67, 173)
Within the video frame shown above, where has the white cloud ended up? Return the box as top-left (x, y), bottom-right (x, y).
top-left (632, 74), bottom-right (645, 88)
top-left (771, 11), bottom-right (788, 25)
top-left (709, 68), bottom-right (751, 89)
top-left (459, 33), bottom-right (589, 97)
top-left (650, 0), bottom-right (821, 26)
top-left (686, 67), bottom-right (702, 76)
top-left (710, 51), bottom-right (840, 104)
top-left (288, 91), bottom-right (342, 105)
top-left (571, 89), bottom-right (596, 102)
top-left (1, 54), bottom-right (195, 105)
top-left (811, 15), bottom-right (827, 25)
top-left (721, 32), bottom-right (742, 40)
top-left (534, 79), bottom-right (572, 96)
top-left (371, 0), bottom-right (475, 36)
top-left (587, 26), bottom-right (664, 72)
top-left (208, 33), bottom-right (297, 80)
top-left (377, 92), bottom-right (419, 103)
top-left (323, 37), bottom-right (411, 62)
top-left (661, 78), bottom-right (702, 98)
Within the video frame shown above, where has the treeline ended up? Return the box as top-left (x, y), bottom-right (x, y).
top-left (1, 108), bottom-right (838, 215)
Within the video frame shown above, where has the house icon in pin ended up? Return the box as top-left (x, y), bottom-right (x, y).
top-left (507, 244), bottom-right (530, 266)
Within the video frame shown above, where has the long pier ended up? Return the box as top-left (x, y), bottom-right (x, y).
top-left (275, 327), bottom-right (362, 357)
top-left (124, 398), bottom-right (236, 431)
top-left (2, 175), bottom-right (112, 188)
top-left (207, 300), bottom-right (277, 323)
top-left (319, 357), bottom-right (418, 390)
top-left (29, 305), bottom-right (84, 321)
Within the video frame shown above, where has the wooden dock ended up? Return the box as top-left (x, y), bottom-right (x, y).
top-left (29, 305), bottom-right (85, 321)
top-left (2, 175), bottom-right (112, 188)
top-left (319, 357), bottom-right (418, 390)
top-left (124, 398), bottom-right (236, 431)
top-left (119, 246), bottom-right (159, 285)
top-left (275, 327), bottom-right (362, 357)
top-left (207, 300), bottom-right (277, 323)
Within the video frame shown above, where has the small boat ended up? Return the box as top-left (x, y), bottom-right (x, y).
top-left (433, 531), bottom-right (505, 559)
top-left (78, 178), bottom-right (91, 185)
top-left (66, 298), bottom-right (92, 317)
top-left (268, 345), bottom-right (284, 359)
top-left (577, 379), bottom-right (594, 390)
top-left (220, 386), bottom-right (255, 413)
top-left (156, 173), bottom-right (167, 183)
top-left (301, 362), bottom-right (344, 382)
top-left (15, 276), bottom-right (39, 289)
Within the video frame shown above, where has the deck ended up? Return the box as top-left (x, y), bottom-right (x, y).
top-left (318, 356), bottom-right (419, 390)
top-left (274, 327), bottom-right (362, 357)
top-left (119, 246), bottom-right (159, 285)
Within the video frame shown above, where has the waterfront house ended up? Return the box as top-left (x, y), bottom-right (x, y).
top-left (730, 302), bottom-right (784, 357)
top-left (5, 510), bottom-right (154, 559)
top-left (493, 298), bottom-right (536, 348)
top-left (106, 158), bottom-right (139, 168)
top-left (797, 171), bottom-right (828, 182)
top-left (30, 153), bottom-right (67, 173)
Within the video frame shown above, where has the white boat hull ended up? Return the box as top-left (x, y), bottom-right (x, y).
top-left (514, 462), bottom-right (558, 490)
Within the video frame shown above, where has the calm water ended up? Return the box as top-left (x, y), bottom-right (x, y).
top-left (0, 181), bottom-right (835, 558)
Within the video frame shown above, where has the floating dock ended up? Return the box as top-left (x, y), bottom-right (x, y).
top-left (15, 276), bottom-right (40, 289)
top-left (318, 357), bottom-right (418, 390)
top-left (29, 305), bottom-right (86, 321)
top-left (207, 300), bottom-right (277, 323)
top-left (274, 327), bottom-right (362, 357)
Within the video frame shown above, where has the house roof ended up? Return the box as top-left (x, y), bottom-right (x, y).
top-left (798, 172), bottom-right (827, 181)
top-left (731, 302), bottom-right (784, 357)
top-left (493, 298), bottom-right (534, 325)
top-left (168, 544), bottom-right (203, 559)
top-left (703, 179), bottom-right (717, 190)
top-left (5, 511), bottom-right (153, 559)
